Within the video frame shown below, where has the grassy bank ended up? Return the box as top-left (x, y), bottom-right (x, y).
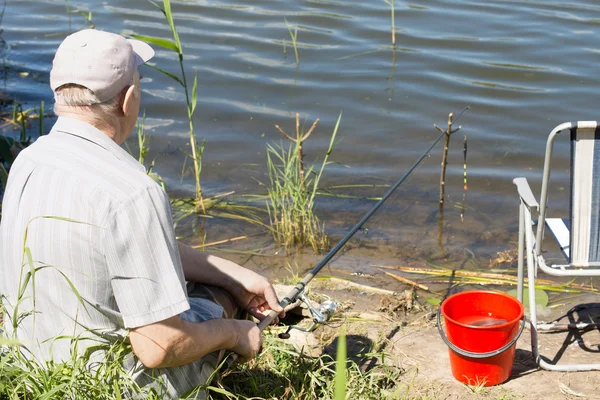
top-left (0, 315), bottom-right (404, 399)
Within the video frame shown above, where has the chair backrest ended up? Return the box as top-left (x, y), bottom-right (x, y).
top-left (569, 122), bottom-right (600, 266)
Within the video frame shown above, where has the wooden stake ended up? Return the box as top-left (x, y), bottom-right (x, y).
top-left (435, 113), bottom-right (461, 206)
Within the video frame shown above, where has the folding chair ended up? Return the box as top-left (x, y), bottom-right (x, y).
top-left (514, 121), bottom-right (600, 371)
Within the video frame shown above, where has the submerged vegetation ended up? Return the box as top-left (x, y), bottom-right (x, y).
top-left (284, 18), bottom-right (300, 65)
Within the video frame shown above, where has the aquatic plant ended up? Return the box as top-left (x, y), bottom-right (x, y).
top-left (133, 0), bottom-right (206, 214)
top-left (384, 0), bottom-right (396, 46)
top-left (65, 0), bottom-right (94, 30)
top-left (284, 18), bottom-right (299, 65)
top-left (265, 112), bottom-right (341, 252)
top-left (132, 111), bottom-right (166, 190)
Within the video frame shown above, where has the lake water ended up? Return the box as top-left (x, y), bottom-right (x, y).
top-left (2, 0), bottom-right (600, 287)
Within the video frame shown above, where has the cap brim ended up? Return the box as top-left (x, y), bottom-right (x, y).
top-left (128, 38), bottom-right (155, 66)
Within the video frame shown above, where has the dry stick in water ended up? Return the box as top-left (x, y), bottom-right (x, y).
top-left (378, 268), bottom-right (430, 291)
top-left (314, 276), bottom-right (397, 296)
top-left (275, 113), bottom-right (319, 192)
top-left (192, 233), bottom-right (262, 249)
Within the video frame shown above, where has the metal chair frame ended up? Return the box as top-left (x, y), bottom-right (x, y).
top-left (515, 121), bottom-right (600, 371)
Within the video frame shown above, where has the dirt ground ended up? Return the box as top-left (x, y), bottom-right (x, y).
top-left (275, 283), bottom-right (600, 400)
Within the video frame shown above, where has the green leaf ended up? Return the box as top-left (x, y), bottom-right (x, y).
top-left (163, 0), bottom-right (182, 52)
top-left (191, 73), bottom-right (198, 115)
top-left (130, 34), bottom-right (179, 53)
top-left (145, 64), bottom-right (184, 87)
top-left (334, 329), bottom-right (347, 400)
top-left (24, 248), bottom-right (36, 309)
top-left (507, 288), bottom-right (548, 308)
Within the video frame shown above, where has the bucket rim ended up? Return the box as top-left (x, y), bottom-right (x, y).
top-left (440, 290), bottom-right (524, 330)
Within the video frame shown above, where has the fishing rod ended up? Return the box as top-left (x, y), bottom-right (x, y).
top-left (258, 130), bottom-right (447, 328)
top-left (226, 116), bottom-right (465, 365)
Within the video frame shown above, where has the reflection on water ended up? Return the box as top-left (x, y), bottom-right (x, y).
top-left (2, 0), bottom-right (600, 282)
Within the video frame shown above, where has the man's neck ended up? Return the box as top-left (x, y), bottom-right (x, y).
top-left (57, 111), bottom-right (123, 144)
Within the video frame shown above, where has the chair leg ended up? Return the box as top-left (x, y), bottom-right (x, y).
top-left (524, 211), bottom-right (541, 366)
top-left (523, 207), bottom-right (600, 371)
top-left (517, 202), bottom-right (525, 303)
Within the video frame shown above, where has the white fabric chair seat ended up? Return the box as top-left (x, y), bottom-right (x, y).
top-left (546, 218), bottom-right (570, 260)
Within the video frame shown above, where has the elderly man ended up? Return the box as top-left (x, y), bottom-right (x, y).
top-left (0, 29), bottom-right (283, 398)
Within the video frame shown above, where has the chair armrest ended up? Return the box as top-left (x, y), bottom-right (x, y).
top-left (513, 177), bottom-right (539, 210)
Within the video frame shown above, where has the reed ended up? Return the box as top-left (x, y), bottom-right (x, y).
top-left (384, 0), bottom-right (396, 46)
top-left (135, 111), bottom-right (166, 190)
top-left (65, 0), bottom-right (94, 30)
top-left (284, 18), bottom-right (299, 64)
top-left (136, 111), bottom-right (149, 166)
top-left (266, 112), bottom-right (342, 252)
top-left (9, 101), bottom-right (29, 142)
top-left (133, 0), bottom-right (206, 214)
top-left (38, 100), bottom-right (44, 136)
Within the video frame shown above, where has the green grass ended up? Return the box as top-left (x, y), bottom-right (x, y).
top-left (284, 18), bottom-right (299, 64)
top-left (209, 333), bottom-right (402, 400)
top-left (265, 113), bottom-right (342, 253)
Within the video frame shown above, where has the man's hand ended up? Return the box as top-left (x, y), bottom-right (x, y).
top-left (231, 319), bottom-right (263, 362)
top-left (228, 270), bottom-right (286, 323)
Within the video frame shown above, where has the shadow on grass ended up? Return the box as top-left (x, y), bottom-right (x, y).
top-left (210, 333), bottom-right (402, 400)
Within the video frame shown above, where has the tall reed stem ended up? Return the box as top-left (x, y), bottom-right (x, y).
top-left (134, 0), bottom-right (206, 214)
top-left (384, 0), bottom-right (396, 46)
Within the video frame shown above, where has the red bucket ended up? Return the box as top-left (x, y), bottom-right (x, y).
top-left (437, 290), bottom-right (524, 386)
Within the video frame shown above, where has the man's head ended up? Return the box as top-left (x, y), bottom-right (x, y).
top-left (50, 29), bottom-right (154, 143)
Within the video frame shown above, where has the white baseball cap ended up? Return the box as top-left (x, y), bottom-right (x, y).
top-left (50, 29), bottom-right (154, 103)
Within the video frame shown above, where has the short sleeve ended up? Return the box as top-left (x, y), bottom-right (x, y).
top-left (103, 184), bottom-right (189, 328)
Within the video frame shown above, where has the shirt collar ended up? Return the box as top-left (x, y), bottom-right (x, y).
top-left (51, 117), bottom-right (146, 174)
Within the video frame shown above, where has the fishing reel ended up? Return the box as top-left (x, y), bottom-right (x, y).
top-left (278, 292), bottom-right (338, 339)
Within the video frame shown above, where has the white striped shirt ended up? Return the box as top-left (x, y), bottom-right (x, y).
top-left (0, 117), bottom-right (215, 399)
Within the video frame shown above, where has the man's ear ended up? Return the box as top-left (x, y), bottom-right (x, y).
top-left (122, 84), bottom-right (137, 117)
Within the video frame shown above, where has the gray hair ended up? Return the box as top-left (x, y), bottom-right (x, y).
top-left (53, 70), bottom-right (140, 118)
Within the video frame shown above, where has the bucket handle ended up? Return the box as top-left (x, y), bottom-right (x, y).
top-left (437, 308), bottom-right (526, 359)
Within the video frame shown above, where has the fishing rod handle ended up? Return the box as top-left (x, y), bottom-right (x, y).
top-left (222, 284), bottom-right (301, 369)
top-left (221, 310), bottom-right (281, 369)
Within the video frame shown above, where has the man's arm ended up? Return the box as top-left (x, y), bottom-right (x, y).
top-left (178, 241), bottom-right (245, 292)
top-left (177, 241), bottom-right (284, 321)
top-left (129, 314), bottom-right (261, 369)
